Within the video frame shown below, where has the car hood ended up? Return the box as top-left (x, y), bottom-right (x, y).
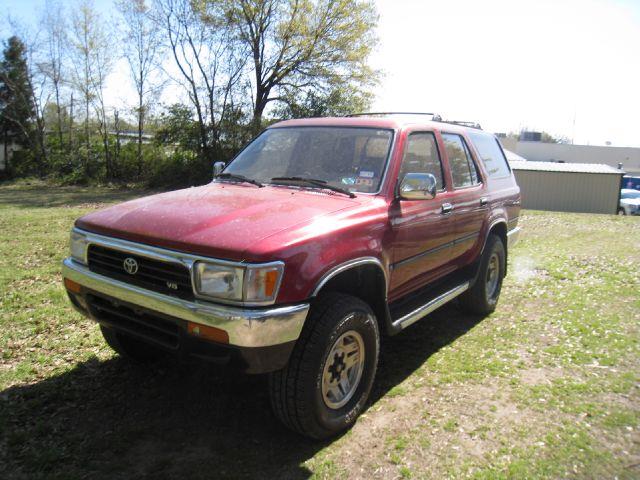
top-left (75, 183), bottom-right (362, 261)
top-left (621, 198), bottom-right (640, 206)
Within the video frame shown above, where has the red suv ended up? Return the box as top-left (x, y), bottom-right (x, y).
top-left (62, 114), bottom-right (520, 439)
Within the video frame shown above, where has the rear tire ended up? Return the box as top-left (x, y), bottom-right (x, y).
top-left (269, 293), bottom-right (380, 439)
top-left (618, 208), bottom-right (626, 216)
top-left (100, 325), bottom-right (164, 362)
top-left (460, 234), bottom-right (506, 315)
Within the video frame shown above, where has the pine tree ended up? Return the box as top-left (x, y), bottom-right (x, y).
top-left (0, 36), bottom-right (36, 162)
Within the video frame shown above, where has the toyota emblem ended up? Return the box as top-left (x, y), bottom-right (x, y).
top-left (123, 257), bottom-right (139, 275)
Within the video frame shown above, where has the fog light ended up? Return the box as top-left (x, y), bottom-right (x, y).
top-left (187, 322), bottom-right (229, 344)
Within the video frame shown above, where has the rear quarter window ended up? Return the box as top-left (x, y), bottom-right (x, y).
top-left (468, 132), bottom-right (511, 179)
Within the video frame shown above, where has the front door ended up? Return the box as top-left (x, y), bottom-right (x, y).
top-left (388, 131), bottom-right (457, 301)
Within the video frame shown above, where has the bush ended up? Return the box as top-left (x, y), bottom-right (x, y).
top-left (147, 149), bottom-right (212, 189)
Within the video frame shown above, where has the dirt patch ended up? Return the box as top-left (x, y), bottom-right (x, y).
top-left (519, 367), bottom-right (565, 386)
top-left (326, 381), bottom-right (553, 479)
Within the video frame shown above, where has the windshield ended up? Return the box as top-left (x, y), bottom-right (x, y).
top-left (622, 190), bottom-right (640, 199)
top-left (223, 127), bottom-right (394, 194)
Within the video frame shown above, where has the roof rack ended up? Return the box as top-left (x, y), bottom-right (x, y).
top-left (442, 120), bottom-right (483, 130)
top-left (345, 112), bottom-right (437, 117)
top-left (344, 112), bottom-right (482, 130)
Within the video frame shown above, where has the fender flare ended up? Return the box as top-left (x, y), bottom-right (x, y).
top-left (470, 218), bottom-right (509, 285)
top-left (310, 256), bottom-right (388, 298)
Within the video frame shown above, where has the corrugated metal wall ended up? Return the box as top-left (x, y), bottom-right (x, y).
top-left (513, 170), bottom-right (622, 214)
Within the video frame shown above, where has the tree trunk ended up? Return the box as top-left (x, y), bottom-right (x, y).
top-left (84, 91), bottom-right (90, 174)
top-left (54, 81), bottom-right (63, 146)
top-left (137, 97), bottom-right (144, 178)
top-left (114, 109), bottom-right (121, 179)
top-left (3, 128), bottom-right (8, 174)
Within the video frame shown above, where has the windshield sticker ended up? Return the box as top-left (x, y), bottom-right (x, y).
top-left (355, 178), bottom-right (374, 187)
top-left (341, 177), bottom-right (356, 185)
top-left (359, 170), bottom-right (374, 178)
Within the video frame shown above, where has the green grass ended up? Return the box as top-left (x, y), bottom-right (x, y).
top-left (1, 181), bottom-right (639, 479)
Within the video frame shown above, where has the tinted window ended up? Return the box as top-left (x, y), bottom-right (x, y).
top-left (225, 127), bottom-right (393, 193)
top-left (442, 133), bottom-right (480, 188)
top-left (468, 132), bottom-right (511, 179)
top-left (399, 132), bottom-right (444, 190)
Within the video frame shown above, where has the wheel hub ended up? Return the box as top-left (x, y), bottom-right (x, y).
top-left (485, 253), bottom-right (500, 299)
top-left (321, 328), bottom-right (365, 410)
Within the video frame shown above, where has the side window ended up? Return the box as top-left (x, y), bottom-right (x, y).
top-left (442, 133), bottom-right (481, 188)
top-left (468, 132), bottom-right (511, 179)
top-left (399, 132), bottom-right (445, 190)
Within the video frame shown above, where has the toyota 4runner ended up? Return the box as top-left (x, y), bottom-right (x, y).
top-left (62, 114), bottom-right (521, 439)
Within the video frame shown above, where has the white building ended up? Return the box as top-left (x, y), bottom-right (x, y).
top-left (510, 160), bottom-right (624, 215)
top-left (500, 137), bottom-right (640, 175)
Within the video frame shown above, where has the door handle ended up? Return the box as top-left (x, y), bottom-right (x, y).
top-left (441, 203), bottom-right (454, 214)
top-left (480, 197), bottom-right (488, 206)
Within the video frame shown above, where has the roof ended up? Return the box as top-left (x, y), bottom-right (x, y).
top-left (270, 115), bottom-right (485, 134)
top-left (510, 160), bottom-right (625, 175)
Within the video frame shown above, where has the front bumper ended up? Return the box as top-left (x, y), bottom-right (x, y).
top-left (62, 258), bottom-right (309, 373)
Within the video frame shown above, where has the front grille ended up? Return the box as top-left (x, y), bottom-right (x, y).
top-left (87, 245), bottom-right (194, 300)
top-left (87, 293), bottom-right (181, 349)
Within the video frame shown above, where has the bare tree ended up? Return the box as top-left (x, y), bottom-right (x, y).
top-left (117, 0), bottom-right (163, 176)
top-left (38, 0), bottom-right (67, 146)
top-left (153, 0), bottom-right (245, 162)
top-left (69, 0), bottom-right (114, 177)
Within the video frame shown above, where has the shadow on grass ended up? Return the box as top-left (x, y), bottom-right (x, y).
top-left (0, 304), bottom-right (484, 480)
top-left (0, 182), bottom-right (156, 209)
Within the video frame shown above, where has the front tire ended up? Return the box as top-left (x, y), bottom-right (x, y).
top-left (269, 293), bottom-right (380, 439)
top-left (460, 234), bottom-right (506, 315)
top-left (618, 208), bottom-right (626, 216)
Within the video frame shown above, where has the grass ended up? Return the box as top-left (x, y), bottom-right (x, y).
top-left (0, 181), bottom-right (639, 479)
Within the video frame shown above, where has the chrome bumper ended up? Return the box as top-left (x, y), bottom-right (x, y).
top-left (62, 258), bottom-right (309, 348)
top-left (507, 226), bottom-right (521, 248)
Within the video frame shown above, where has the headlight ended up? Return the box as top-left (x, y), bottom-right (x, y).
top-left (70, 230), bottom-right (89, 264)
top-left (195, 263), bottom-right (244, 301)
top-left (194, 261), bottom-right (284, 304)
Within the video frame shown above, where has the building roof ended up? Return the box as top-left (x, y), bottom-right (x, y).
top-left (504, 149), bottom-right (528, 162)
top-left (510, 160), bottom-right (625, 175)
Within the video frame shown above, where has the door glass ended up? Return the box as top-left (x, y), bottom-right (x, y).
top-left (468, 131), bottom-right (511, 179)
top-left (399, 132), bottom-right (445, 190)
top-left (442, 133), bottom-right (480, 188)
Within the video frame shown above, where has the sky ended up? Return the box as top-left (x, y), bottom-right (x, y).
top-left (1, 0), bottom-right (640, 147)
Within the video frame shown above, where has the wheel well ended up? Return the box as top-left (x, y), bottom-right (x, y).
top-left (313, 264), bottom-right (389, 335)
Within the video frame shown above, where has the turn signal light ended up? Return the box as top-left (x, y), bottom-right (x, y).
top-left (187, 322), bottom-right (229, 344)
top-left (264, 270), bottom-right (278, 297)
top-left (64, 277), bottom-right (82, 294)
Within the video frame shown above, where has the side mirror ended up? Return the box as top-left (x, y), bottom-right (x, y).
top-left (399, 173), bottom-right (437, 200)
top-left (213, 161), bottom-right (225, 177)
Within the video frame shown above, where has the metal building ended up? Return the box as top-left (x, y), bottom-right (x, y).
top-left (510, 161), bottom-right (624, 214)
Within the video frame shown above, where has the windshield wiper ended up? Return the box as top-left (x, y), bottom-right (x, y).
top-left (270, 176), bottom-right (356, 198)
top-left (216, 173), bottom-right (264, 187)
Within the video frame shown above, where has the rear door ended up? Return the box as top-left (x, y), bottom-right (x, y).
top-left (388, 130), bottom-right (457, 300)
top-left (440, 132), bottom-right (488, 265)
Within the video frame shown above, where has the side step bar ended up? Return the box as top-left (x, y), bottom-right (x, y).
top-left (392, 281), bottom-right (470, 330)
